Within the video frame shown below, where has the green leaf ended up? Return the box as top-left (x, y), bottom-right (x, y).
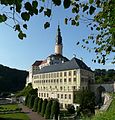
top-left (16, 3), bottom-right (22, 13)
top-left (25, 2), bottom-right (32, 11)
top-left (71, 20), bottom-right (76, 25)
top-left (44, 9), bottom-right (51, 17)
top-left (76, 42), bottom-right (79, 45)
top-left (63, 0), bottom-right (71, 9)
top-left (32, 1), bottom-right (38, 8)
top-left (64, 18), bottom-right (68, 24)
top-left (89, 0), bottom-right (94, 4)
top-left (33, 8), bottom-right (38, 15)
top-left (96, 27), bottom-right (100, 31)
top-left (39, 7), bottom-right (44, 13)
top-left (52, 0), bottom-right (61, 6)
top-left (18, 31), bottom-right (26, 40)
top-left (76, 22), bottom-right (79, 26)
top-left (0, 14), bottom-right (7, 23)
top-left (75, 15), bottom-right (80, 21)
top-left (44, 22), bottom-right (50, 29)
top-left (107, 46), bottom-right (112, 52)
top-left (15, 24), bottom-right (20, 31)
top-left (89, 6), bottom-right (96, 15)
top-left (72, 6), bottom-right (79, 13)
top-left (23, 24), bottom-right (27, 29)
top-left (83, 5), bottom-right (89, 12)
top-left (21, 12), bottom-right (30, 21)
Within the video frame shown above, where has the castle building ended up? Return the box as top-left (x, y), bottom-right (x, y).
top-left (27, 26), bottom-right (95, 109)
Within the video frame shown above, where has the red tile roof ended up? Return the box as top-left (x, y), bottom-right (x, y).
top-left (32, 61), bottom-right (43, 66)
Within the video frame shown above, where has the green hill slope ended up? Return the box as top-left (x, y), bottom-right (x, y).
top-left (85, 94), bottom-right (115, 120)
top-left (0, 64), bottom-right (28, 93)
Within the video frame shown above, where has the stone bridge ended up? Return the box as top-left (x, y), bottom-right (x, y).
top-left (90, 82), bottom-right (115, 105)
top-left (90, 82), bottom-right (115, 93)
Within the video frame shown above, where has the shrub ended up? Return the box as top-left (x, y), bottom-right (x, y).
top-left (50, 100), bottom-right (60, 120)
top-left (37, 98), bottom-right (43, 113)
top-left (29, 95), bottom-right (36, 109)
top-left (67, 104), bottom-right (75, 114)
top-left (33, 97), bottom-right (39, 112)
top-left (44, 99), bottom-right (53, 119)
top-left (24, 94), bottom-right (29, 106)
top-left (41, 99), bottom-right (48, 117)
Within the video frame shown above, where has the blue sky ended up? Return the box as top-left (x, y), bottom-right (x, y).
top-left (0, 5), bottom-right (114, 71)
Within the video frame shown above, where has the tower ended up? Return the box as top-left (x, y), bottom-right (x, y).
top-left (55, 25), bottom-right (63, 55)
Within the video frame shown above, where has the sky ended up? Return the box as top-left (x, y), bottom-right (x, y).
top-left (0, 4), bottom-right (114, 71)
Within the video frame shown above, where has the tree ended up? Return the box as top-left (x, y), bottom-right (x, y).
top-left (24, 94), bottom-right (29, 106)
top-left (50, 100), bottom-right (60, 120)
top-left (33, 97), bottom-right (39, 112)
top-left (41, 99), bottom-right (48, 117)
top-left (74, 90), bottom-right (95, 116)
top-left (44, 99), bottom-right (53, 119)
top-left (0, 0), bottom-right (114, 64)
top-left (29, 95), bottom-right (36, 109)
top-left (37, 98), bottom-right (43, 113)
top-left (67, 104), bottom-right (75, 114)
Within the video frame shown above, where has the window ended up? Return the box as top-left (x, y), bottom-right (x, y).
top-left (69, 71), bottom-right (71, 76)
top-left (65, 94), bottom-right (67, 99)
top-left (73, 86), bottom-right (76, 90)
top-left (61, 94), bottom-right (63, 99)
top-left (73, 71), bottom-right (76, 75)
top-left (69, 94), bottom-right (71, 99)
top-left (65, 104), bottom-right (68, 108)
top-left (47, 93), bottom-right (49, 97)
top-left (60, 72), bottom-right (62, 77)
top-left (57, 94), bottom-right (59, 98)
top-left (54, 73), bottom-right (56, 77)
top-left (54, 79), bottom-right (56, 83)
top-left (64, 72), bottom-right (66, 76)
top-left (57, 73), bottom-right (59, 77)
top-left (64, 79), bottom-right (67, 82)
top-left (60, 86), bottom-right (62, 90)
top-left (73, 78), bottom-right (76, 82)
top-left (39, 93), bottom-right (40, 97)
top-left (60, 103), bottom-right (63, 109)
top-left (57, 79), bottom-right (59, 83)
top-left (69, 78), bottom-right (71, 82)
top-left (44, 93), bottom-right (46, 97)
top-left (60, 79), bottom-right (62, 83)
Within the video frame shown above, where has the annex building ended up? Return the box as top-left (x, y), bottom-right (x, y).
top-left (26, 25), bottom-right (95, 109)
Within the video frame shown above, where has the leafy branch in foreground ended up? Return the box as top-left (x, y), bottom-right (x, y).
top-left (0, 0), bottom-right (114, 64)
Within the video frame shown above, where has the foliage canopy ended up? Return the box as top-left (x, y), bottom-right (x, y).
top-left (0, 0), bottom-right (114, 64)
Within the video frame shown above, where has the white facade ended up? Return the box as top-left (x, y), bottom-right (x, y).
top-left (32, 68), bottom-right (94, 109)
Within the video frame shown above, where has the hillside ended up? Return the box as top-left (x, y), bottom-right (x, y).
top-left (94, 69), bottom-right (115, 83)
top-left (84, 94), bottom-right (115, 120)
top-left (0, 64), bottom-right (28, 93)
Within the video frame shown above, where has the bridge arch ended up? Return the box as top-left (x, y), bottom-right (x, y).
top-left (96, 86), bottom-right (106, 105)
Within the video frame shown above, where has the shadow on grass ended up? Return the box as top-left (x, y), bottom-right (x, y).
top-left (0, 118), bottom-right (23, 120)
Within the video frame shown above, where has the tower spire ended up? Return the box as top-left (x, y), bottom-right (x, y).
top-left (55, 25), bottom-right (63, 55)
top-left (56, 25), bottom-right (62, 45)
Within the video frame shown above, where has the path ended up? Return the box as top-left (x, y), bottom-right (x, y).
top-left (18, 104), bottom-right (46, 120)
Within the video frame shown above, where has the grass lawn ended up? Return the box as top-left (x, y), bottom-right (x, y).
top-left (0, 113), bottom-right (30, 120)
top-left (0, 104), bottom-right (29, 120)
top-left (84, 94), bottom-right (115, 120)
top-left (0, 104), bottom-right (19, 112)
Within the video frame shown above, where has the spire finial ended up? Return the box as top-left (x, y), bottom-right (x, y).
top-left (56, 24), bottom-right (62, 45)
top-left (55, 24), bottom-right (63, 55)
